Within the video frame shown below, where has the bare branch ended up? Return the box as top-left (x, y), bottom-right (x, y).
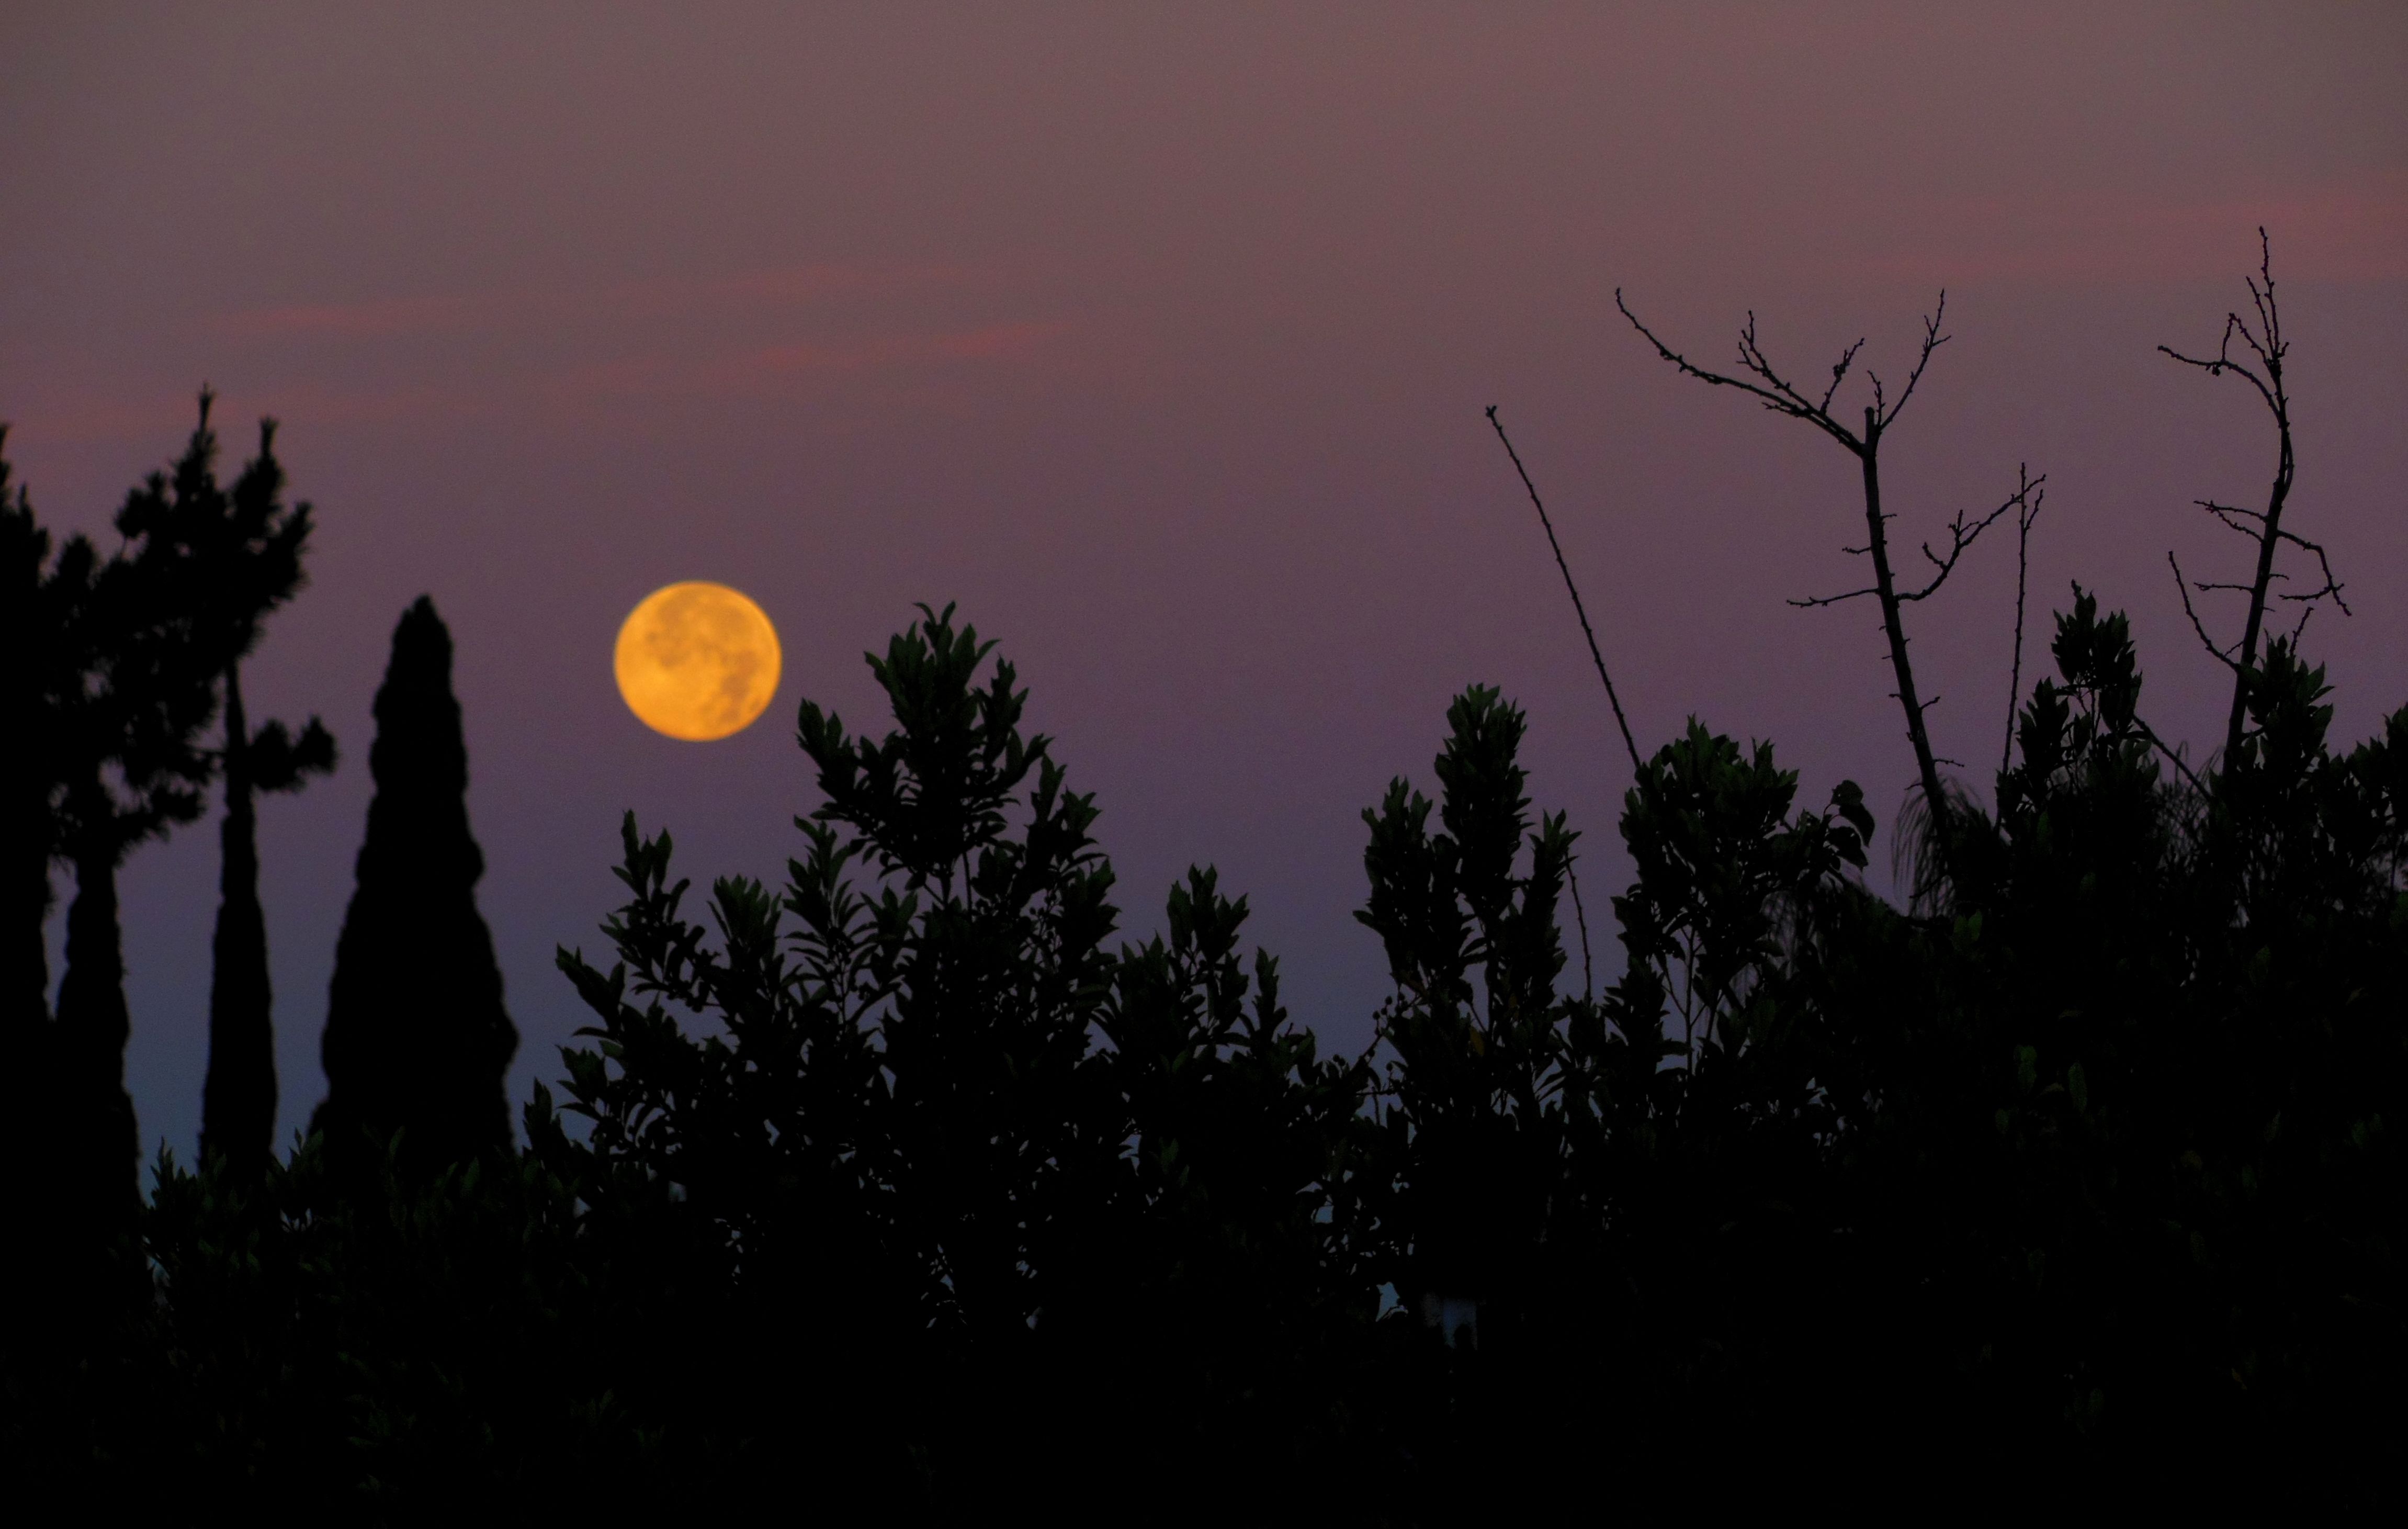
top-left (2271, 526), bottom-right (2350, 616)
top-left (1788, 586), bottom-right (1883, 610)
top-left (2135, 715), bottom-right (2206, 794)
top-left (2197, 501), bottom-right (2267, 541)
top-left (1486, 406), bottom-right (1643, 772)
top-left (1900, 470), bottom-right (2040, 603)
top-left (1620, 284), bottom-right (1961, 855)
top-left (1876, 296), bottom-right (1950, 429)
top-left (1616, 290), bottom-right (1865, 455)
top-left (2169, 551), bottom-right (2241, 672)
top-left (1817, 338), bottom-right (1864, 414)
top-left (2160, 321), bottom-right (2281, 416)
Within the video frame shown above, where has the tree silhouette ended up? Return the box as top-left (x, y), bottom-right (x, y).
top-left (1616, 290), bottom-right (2039, 869)
top-left (313, 598), bottom-right (514, 1174)
top-left (199, 670), bottom-right (333, 1173)
top-left (163, 413), bottom-right (331, 1175)
top-left (0, 431), bottom-right (60, 1124)
top-left (40, 397), bottom-right (310, 1260)
top-left (2161, 230), bottom-right (2347, 764)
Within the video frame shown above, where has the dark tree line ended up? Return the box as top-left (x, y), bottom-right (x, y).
top-left (4, 239), bottom-right (2404, 1517)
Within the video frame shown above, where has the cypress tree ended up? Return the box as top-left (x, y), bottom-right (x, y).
top-left (199, 671), bottom-right (332, 1172)
top-left (200, 672), bottom-right (269, 1171)
top-left (313, 598), bottom-right (516, 1172)
top-left (51, 816), bottom-right (139, 1254)
top-left (1, 432), bottom-right (56, 1092)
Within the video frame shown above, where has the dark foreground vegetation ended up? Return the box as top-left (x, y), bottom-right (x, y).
top-left (5, 245), bottom-right (2403, 1517)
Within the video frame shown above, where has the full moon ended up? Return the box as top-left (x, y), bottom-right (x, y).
top-left (614, 582), bottom-right (782, 741)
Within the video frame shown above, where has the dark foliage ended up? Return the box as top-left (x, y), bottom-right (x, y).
top-left (6, 251), bottom-right (2404, 1513)
top-left (526, 606), bottom-right (1381, 1512)
top-left (4, 401), bottom-right (318, 1344)
top-left (314, 598), bottom-right (514, 1176)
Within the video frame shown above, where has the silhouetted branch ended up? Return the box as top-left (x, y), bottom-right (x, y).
top-left (1816, 339), bottom-right (1865, 414)
top-left (1619, 287), bottom-right (1973, 862)
top-left (2002, 471), bottom-right (2045, 777)
top-left (2272, 525), bottom-right (2349, 613)
top-left (1788, 585), bottom-right (1881, 610)
top-left (1486, 406), bottom-right (1642, 772)
top-left (2135, 714), bottom-right (2206, 794)
top-left (1901, 469), bottom-right (2038, 604)
top-left (1872, 297), bottom-right (1950, 431)
top-left (1615, 290), bottom-right (1866, 454)
top-left (2160, 228), bottom-right (2322, 760)
top-left (2169, 551), bottom-right (2241, 672)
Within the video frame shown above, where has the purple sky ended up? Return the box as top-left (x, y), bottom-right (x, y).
top-left (6, 3), bottom-right (2405, 1165)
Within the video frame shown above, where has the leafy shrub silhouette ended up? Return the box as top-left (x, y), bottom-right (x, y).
top-left (534, 604), bottom-right (1380, 1509)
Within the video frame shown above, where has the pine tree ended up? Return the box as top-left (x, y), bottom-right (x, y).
top-left (190, 420), bottom-right (329, 1175)
top-left (313, 598), bottom-right (516, 1173)
top-left (46, 398), bottom-right (279, 1255)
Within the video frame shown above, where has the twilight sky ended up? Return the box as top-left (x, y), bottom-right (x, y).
top-left (6, 3), bottom-right (2405, 1165)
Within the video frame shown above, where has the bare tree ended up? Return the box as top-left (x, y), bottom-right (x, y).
top-left (1617, 290), bottom-right (2038, 847)
top-left (2161, 229), bottom-right (2346, 765)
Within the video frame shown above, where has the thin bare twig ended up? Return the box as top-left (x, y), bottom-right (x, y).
top-left (1874, 299), bottom-right (1951, 431)
top-left (1902, 471), bottom-right (2039, 604)
top-left (2169, 550), bottom-right (2241, 672)
top-left (1486, 406), bottom-right (1642, 772)
top-left (2135, 715), bottom-right (2206, 794)
top-left (1788, 584), bottom-right (1882, 610)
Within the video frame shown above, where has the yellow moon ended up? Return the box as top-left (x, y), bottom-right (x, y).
top-left (614, 582), bottom-right (782, 741)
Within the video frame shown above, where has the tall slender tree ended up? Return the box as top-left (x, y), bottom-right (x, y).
top-left (48, 400), bottom-right (264, 1254)
top-left (313, 598), bottom-right (516, 1173)
top-left (199, 673), bottom-right (333, 1173)
top-left (186, 418), bottom-right (330, 1174)
top-left (0, 431), bottom-right (60, 1085)
top-left (9, 397), bottom-right (321, 1261)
